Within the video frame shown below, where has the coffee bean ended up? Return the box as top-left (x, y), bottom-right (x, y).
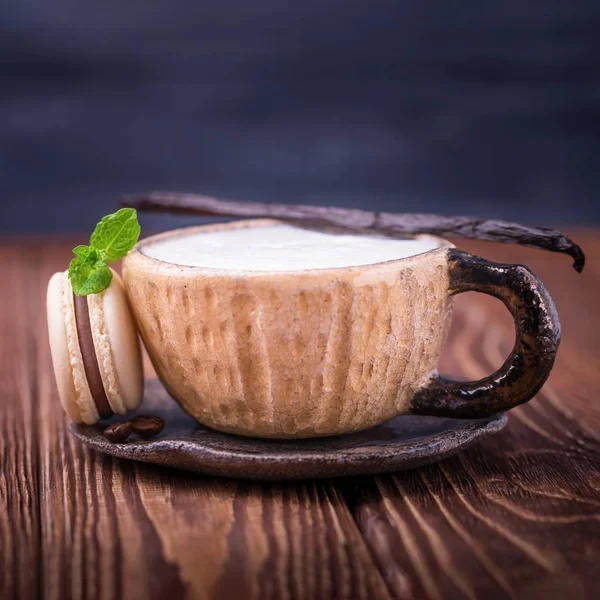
top-left (131, 415), bottom-right (164, 438)
top-left (103, 421), bottom-right (132, 443)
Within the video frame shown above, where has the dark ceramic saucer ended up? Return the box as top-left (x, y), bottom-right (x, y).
top-left (71, 379), bottom-right (507, 480)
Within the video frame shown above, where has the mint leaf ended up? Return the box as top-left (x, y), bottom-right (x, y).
top-left (68, 245), bottom-right (112, 296)
top-left (67, 209), bottom-right (141, 296)
top-left (72, 245), bottom-right (94, 260)
top-left (90, 208), bottom-right (141, 262)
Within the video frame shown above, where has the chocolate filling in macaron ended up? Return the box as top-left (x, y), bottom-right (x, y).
top-left (73, 294), bottom-right (114, 418)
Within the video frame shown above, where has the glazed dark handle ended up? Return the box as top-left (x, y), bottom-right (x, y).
top-left (411, 248), bottom-right (561, 418)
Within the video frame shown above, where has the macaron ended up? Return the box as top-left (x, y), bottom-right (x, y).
top-left (47, 269), bottom-right (144, 424)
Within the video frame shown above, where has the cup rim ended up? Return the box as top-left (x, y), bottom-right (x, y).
top-left (127, 218), bottom-right (454, 277)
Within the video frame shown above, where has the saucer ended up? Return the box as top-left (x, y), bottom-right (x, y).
top-left (71, 379), bottom-right (507, 480)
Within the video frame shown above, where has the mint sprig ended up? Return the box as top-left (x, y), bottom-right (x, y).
top-left (90, 207), bottom-right (141, 261)
top-left (69, 245), bottom-right (112, 296)
top-left (68, 208), bottom-right (141, 296)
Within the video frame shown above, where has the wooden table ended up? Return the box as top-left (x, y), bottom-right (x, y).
top-left (2, 233), bottom-right (599, 600)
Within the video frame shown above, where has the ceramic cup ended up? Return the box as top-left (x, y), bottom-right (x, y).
top-left (122, 219), bottom-right (560, 439)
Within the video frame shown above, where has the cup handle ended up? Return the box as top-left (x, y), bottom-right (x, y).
top-left (411, 248), bottom-right (561, 418)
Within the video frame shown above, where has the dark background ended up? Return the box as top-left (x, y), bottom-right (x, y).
top-left (2, 0), bottom-right (599, 234)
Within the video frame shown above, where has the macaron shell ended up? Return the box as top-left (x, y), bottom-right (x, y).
top-left (89, 270), bottom-right (144, 413)
top-left (47, 272), bottom-right (81, 422)
top-left (87, 279), bottom-right (126, 415)
top-left (47, 272), bottom-right (100, 424)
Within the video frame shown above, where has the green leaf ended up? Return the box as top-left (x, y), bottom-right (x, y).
top-left (66, 209), bottom-right (142, 296)
top-left (90, 208), bottom-right (141, 262)
top-left (72, 245), bottom-right (107, 265)
top-left (72, 245), bottom-right (89, 260)
top-left (68, 245), bottom-right (113, 296)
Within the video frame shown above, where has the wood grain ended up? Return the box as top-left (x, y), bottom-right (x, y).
top-left (0, 232), bottom-right (598, 599)
top-left (0, 243), bottom-right (41, 599)
top-left (345, 234), bottom-right (600, 600)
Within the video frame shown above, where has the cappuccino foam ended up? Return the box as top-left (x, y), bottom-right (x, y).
top-left (142, 224), bottom-right (440, 272)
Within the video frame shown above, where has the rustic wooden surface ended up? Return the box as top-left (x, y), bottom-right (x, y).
top-left (1, 232), bottom-right (598, 600)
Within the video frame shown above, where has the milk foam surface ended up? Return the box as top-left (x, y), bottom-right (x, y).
top-left (142, 224), bottom-right (441, 271)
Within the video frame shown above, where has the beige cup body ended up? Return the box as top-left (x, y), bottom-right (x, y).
top-left (123, 221), bottom-right (454, 438)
